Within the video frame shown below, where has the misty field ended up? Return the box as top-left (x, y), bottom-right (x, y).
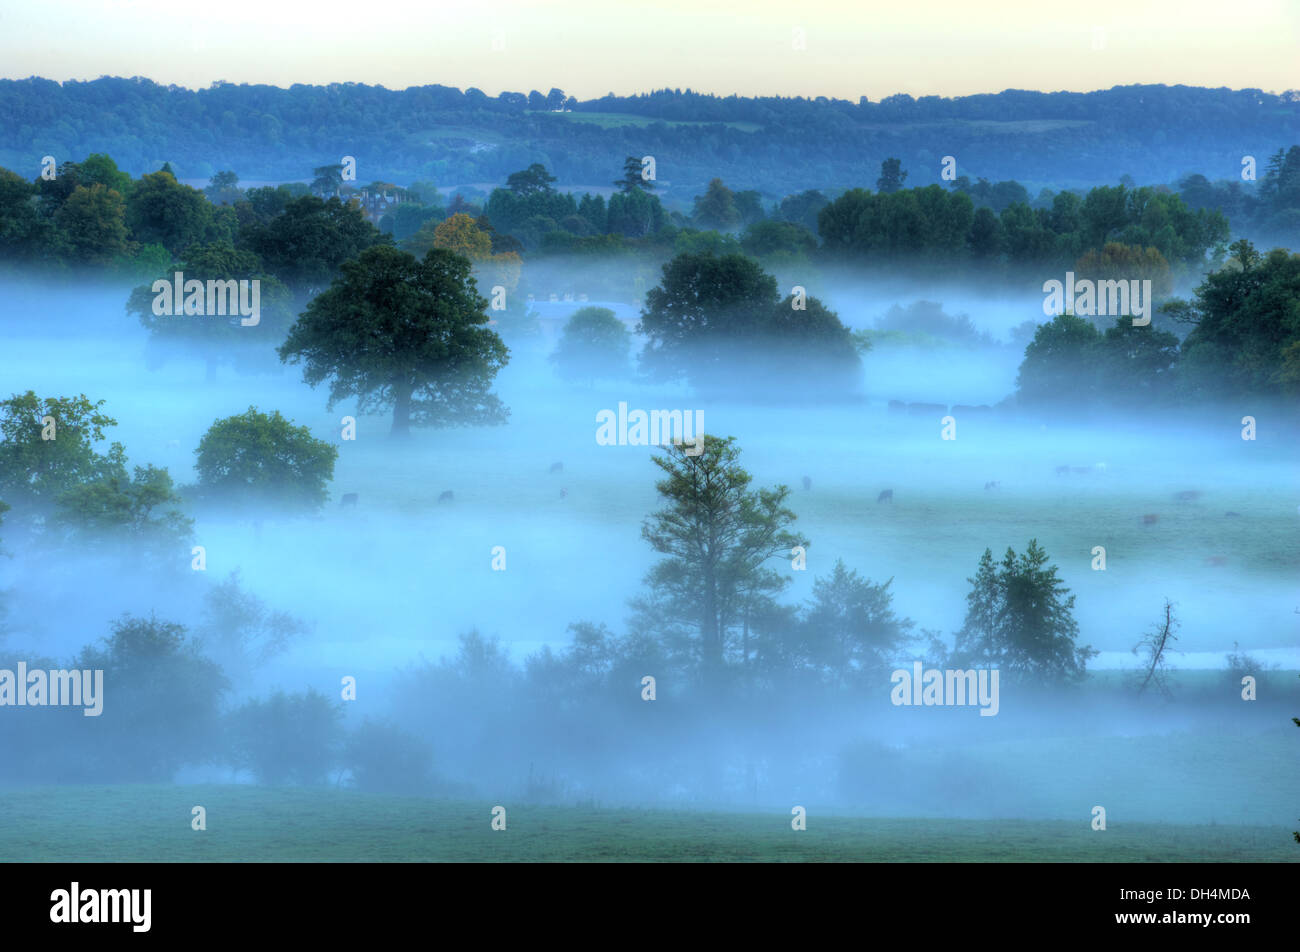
top-left (1, 784), bottom-right (1294, 863)
top-left (1, 283), bottom-right (1297, 850)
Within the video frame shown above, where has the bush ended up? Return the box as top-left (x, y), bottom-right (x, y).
top-left (229, 688), bottom-right (344, 785)
top-left (343, 719), bottom-right (435, 794)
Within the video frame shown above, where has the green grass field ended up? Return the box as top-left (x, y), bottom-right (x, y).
top-left (1, 785), bottom-right (1295, 862)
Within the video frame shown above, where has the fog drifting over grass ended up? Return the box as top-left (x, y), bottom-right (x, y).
top-left (1, 270), bottom-right (1296, 820)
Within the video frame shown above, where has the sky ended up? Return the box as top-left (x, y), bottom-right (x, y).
top-left (1, 0), bottom-right (1297, 101)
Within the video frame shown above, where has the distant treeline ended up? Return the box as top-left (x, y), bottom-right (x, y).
top-left (3, 150), bottom-right (1284, 286)
top-left (2, 77), bottom-right (1299, 196)
top-left (2, 151), bottom-right (1299, 404)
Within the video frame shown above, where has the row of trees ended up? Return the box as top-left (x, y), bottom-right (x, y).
top-left (630, 436), bottom-right (1097, 690)
top-left (0, 609), bottom-right (433, 791)
top-left (0, 393), bottom-right (341, 571)
top-left (817, 176), bottom-right (1229, 274)
top-left (5, 77), bottom-right (1297, 198)
top-left (1017, 239), bottom-right (1300, 402)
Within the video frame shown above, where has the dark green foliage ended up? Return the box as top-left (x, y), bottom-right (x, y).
top-left (229, 688), bottom-right (344, 786)
top-left (638, 252), bottom-right (860, 393)
top-left (278, 246), bottom-right (510, 435)
top-left (194, 407), bottom-right (338, 511)
top-left (73, 614), bottom-right (229, 781)
top-left (549, 306), bottom-right (632, 383)
top-left (0, 392), bottom-right (126, 516)
top-left (238, 195), bottom-right (391, 297)
top-left (952, 542), bottom-right (1097, 684)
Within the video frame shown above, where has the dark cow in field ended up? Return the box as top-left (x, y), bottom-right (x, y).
top-left (1225, 511), bottom-right (1242, 518)
top-left (1142, 514), bottom-right (1158, 526)
top-left (984, 481), bottom-right (1000, 491)
top-left (802, 476), bottom-right (812, 491)
top-left (549, 461), bottom-right (564, 474)
top-left (1174, 490), bottom-right (1202, 502)
top-left (438, 490), bottom-right (455, 503)
top-left (878, 489), bottom-right (893, 503)
top-left (340, 493), bottom-right (358, 508)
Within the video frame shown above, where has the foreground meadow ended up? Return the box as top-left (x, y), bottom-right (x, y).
top-left (2, 784), bottom-right (1295, 863)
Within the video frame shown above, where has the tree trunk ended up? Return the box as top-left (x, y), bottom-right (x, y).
top-left (702, 568), bottom-right (720, 684)
top-left (391, 381), bottom-right (412, 438)
top-left (742, 604), bottom-right (750, 669)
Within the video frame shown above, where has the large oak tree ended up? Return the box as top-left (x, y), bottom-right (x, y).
top-left (278, 246), bottom-right (510, 436)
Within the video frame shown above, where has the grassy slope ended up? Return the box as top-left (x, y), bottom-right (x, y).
top-left (1, 785), bottom-right (1294, 862)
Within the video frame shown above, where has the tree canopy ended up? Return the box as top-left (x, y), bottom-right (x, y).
top-left (278, 246), bottom-right (510, 436)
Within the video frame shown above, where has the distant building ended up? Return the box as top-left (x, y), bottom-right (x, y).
top-left (349, 188), bottom-right (409, 223)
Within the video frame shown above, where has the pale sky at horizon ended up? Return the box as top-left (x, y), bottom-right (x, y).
top-left (0, 0), bottom-right (1297, 101)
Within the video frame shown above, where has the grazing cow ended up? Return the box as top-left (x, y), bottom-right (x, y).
top-left (340, 493), bottom-right (358, 508)
top-left (438, 490), bottom-right (454, 503)
top-left (802, 476), bottom-right (812, 491)
top-left (1205, 555), bottom-right (1228, 566)
top-left (1225, 511), bottom-right (1242, 518)
top-left (1142, 514), bottom-right (1158, 526)
top-left (1174, 490), bottom-right (1202, 502)
top-left (1055, 465), bottom-right (1070, 476)
top-left (878, 489), bottom-right (893, 503)
top-left (984, 481), bottom-right (1000, 491)
top-left (549, 461), bottom-right (564, 474)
